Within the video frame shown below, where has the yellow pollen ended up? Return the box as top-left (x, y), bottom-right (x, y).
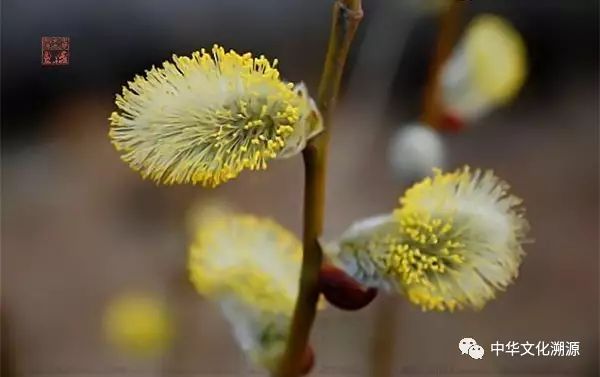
top-left (378, 211), bottom-right (465, 288)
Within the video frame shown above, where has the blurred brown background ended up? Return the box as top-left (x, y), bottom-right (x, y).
top-left (1, 0), bottom-right (598, 376)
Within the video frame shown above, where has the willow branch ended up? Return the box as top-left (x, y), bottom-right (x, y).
top-left (421, 0), bottom-right (465, 128)
top-left (370, 297), bottom-right (399, 377)
top-left (275, 1), bottom-right (363, 376)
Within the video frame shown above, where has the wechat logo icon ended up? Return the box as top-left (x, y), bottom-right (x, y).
top-left (459, 337), bottom-right (484, 359)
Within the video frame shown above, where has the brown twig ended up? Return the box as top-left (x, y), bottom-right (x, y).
top-left (370, 297), bottom-right (399, 377)
top-left (421, 0), bottom-right (465, 128)
top-left (275, 1), bottom-right (363, 376)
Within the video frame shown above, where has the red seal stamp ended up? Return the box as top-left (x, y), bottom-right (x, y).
top-left (41, 36), bottom-right (70, 66)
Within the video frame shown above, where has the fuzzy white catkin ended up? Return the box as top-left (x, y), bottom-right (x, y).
top-left (387, 123), bottom-right (446, 182)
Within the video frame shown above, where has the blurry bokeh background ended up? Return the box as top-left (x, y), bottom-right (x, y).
top-left (1, 0), bottom-right (598, 376)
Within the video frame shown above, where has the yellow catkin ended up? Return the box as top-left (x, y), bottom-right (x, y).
top-left (188, 212), bottom-right (301, 315)
top-left (186, 208), bottom-right (325, 371)
top-left (333, 167), bottom-right (529, 312)
top-left (104, 294), bottom-right (173, 357)
top-left (465, 15), bottom-right (527, 104)
top-left (109, 45), bottom-right (321, 187)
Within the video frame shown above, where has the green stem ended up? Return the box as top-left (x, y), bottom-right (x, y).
top-left (275, 1), bottom-right (362, 376)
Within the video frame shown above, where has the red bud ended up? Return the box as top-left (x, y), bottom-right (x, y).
top-left (319, 264), bottom-right (378, 311)
top-left (440, 110), bottom-right (465, 133)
